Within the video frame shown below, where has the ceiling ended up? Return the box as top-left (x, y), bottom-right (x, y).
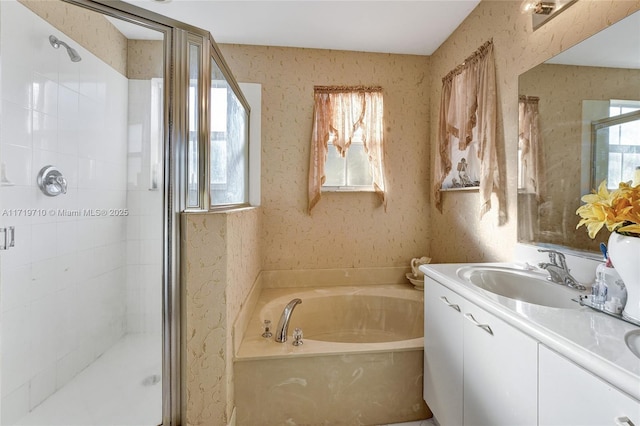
top-left (117, 0), bottom-right (481, 55)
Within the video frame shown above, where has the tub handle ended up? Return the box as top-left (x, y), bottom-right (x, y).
top-left (464, 313), bottom-right (493, 336)
top-left (615, 416), bottom-right (635, 426)
top-left (439, 296), bottom-right (460, 312)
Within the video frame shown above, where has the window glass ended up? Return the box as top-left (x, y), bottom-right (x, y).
top-left (322, 128), bottom-right (374, 190)
top-left (187, 43), bottom-right (200, 207)
top-left (209, 58), bottom-right (249, 206)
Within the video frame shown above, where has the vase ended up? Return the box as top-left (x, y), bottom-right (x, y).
top-left (608, 232), bottom-right (640, 322)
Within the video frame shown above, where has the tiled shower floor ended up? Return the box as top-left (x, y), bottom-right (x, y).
top-left (15, 334), bottom-right (162, 426)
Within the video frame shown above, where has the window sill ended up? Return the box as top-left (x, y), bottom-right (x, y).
top-left (322, 186), bottom-right (376, 193)
top-left (440, 186), bottom-right (479, 193)
top-left (183, 204), bottom-right (256, 214)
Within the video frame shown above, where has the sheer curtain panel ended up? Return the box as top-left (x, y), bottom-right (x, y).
top-left (308, 86), bottom-right (386, 213)
top-left (434, 40), bottom-right (504, 221)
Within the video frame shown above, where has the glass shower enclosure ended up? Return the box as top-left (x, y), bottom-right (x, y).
top-left (0, 0), bottom-right (249, 424)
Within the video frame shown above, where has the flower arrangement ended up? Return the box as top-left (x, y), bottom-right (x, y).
top-left (576, 181), bottom-right (640, 239)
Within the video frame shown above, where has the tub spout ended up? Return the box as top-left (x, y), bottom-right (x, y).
top-left (275, 298), bottom-right (302, 343)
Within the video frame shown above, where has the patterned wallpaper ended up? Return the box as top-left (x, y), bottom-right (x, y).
top-left (128, 40), bottom-right (164, 80)
top-left (219, 44), bottom-right (432, 270)
top-left (181, 209), bottom-right (262, 425)
top-left (427, 0), bottom-right (640, 263)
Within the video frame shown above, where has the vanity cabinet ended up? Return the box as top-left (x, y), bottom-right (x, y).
top-left (424, 277), bottom-right (538, 426)
top-left (539, 345), bottom-right (640, 426)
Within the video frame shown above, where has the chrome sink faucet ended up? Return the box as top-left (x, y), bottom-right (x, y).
top-left (275, 298), bottom-right (302, 343)
top-left (537, 249), bottom-right (586, 291)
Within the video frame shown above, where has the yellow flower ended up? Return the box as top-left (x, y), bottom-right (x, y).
top-left (581, 180), bottom-right (612, 206)
top-left (576, 180), bottom-right (640, 238)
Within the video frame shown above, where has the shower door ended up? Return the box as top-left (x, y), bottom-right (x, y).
top-left (0, 0), bottom-right (174, 424)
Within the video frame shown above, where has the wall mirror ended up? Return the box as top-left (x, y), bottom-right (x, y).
top-left (517, 10), bottom-right (640, 254)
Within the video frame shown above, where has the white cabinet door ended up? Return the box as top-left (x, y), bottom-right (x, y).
top-left (539, 345), bottom-right (640, 426)
top-left (424, 277), bottom-right (464, 426)
top-left (463, 301), bottom-right (538, 426)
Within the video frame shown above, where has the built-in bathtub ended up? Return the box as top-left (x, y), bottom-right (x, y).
top-left (234, 284), bottom-right (432, 426)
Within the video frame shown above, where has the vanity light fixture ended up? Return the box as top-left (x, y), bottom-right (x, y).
top-left (521, 0), bottom-right (555, 15)
top-left (521, 0), bottom-right (578, 30)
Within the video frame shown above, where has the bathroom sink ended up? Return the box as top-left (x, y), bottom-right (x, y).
top-left (457, 266), bottom-right (584, 309)
top-left (625, 330), bottom-right (640, 360)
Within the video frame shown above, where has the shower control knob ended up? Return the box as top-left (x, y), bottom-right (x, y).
top-left (37, 165), bottom-right (67, 196)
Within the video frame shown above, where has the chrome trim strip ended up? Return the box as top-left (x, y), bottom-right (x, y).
top-left (170, 27), bottom-right (190, 426)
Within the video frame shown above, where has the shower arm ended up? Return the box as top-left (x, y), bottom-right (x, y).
top-left (49, 35), bottom-right (82, 62)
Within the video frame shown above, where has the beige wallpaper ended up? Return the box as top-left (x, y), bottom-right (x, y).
top-left (427, 0), bottom-right (640, 263)
top-left (181, 208), bottom-right (261, 426)
top-left (219, 44), bottom-right (432, 270)
top-left (519, 64), bottom-right (640, 252)
top-left (128, 40), bottom-right (164, 80)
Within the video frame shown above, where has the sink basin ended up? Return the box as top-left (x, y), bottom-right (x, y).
top-left (625, 330), bottom-right (640, 360)
top-left (457, 266), bottom-right (584, 309)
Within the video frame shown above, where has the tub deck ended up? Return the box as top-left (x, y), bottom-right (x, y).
top-left (236, 284), bottom-right (424, 360)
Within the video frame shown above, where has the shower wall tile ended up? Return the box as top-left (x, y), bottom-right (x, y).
top-left (32, 111), bottom-right (58, 155)
top-left (1, 3), bottom-right (35, 109)
top-left (0, 1), bottom-right (129, 423)
top-left (1, 383), bottom-right (29, 426)
top-left (2, 144), bottom-right (32, 186)
top-left (1, 101), bottom-right (32, 149)
top-left (32, 73), bottom-right (59, 116)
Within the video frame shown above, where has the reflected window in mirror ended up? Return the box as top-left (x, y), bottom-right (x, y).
top-left (591, 101), bottom-right (640, 189)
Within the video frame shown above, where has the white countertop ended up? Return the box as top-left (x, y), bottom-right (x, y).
top-left (421, 262), bottom-right (640, 401)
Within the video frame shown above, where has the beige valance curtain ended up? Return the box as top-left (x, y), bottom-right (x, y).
top-left (518, 95), bottom-right (544, 200)
top-left (434, 40), bottom-right (503, 220)
top-left (308, 86), bottom-right (386, 212)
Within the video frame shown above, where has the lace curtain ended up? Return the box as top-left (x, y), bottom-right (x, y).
top-left (308, 86), bottom-right (386, 212)
top-left (434, 40), bottom-right (503, 220)
top-left (518, 95), bottom-right (544, 200)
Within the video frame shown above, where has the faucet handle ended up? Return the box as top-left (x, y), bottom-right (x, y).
top-left (292, 328), bottom-right (303, 346)
top-left (537, 249), bottom-right (566, 266)
top-left (261, 319), bottom-right (273, 338)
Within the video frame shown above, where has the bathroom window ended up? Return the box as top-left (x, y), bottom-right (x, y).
top-left (308, 86), bottom-right (386, 212)
top-left (323, 127), bottom-right (373, 189)
top-left (209, 56), bottom-right (249, 208)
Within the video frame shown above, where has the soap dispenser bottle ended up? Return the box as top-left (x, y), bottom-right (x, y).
top-left (592, 263), bottom-right (608, 308)
top-left (604, 258), bottom-right (627, 312)
top-left (593, 247), bottom-right (627, 311)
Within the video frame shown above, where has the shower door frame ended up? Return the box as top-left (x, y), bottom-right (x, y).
top-left (57, 1), bottom-right (221, 424)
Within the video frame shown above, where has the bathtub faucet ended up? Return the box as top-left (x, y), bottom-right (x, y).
top-left (275, 298), bottom-right (302, 343)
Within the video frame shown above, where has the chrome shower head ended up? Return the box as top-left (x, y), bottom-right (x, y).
top-left (49, 35), bottom-right (82, 63)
